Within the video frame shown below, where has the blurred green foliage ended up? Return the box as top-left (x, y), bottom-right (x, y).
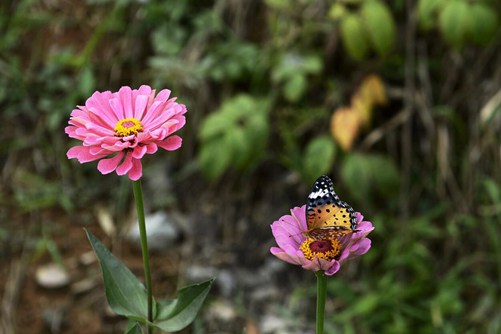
top-left (341, 153), bottom-right (400, 206)
top-left (1, 0), bottom-right (501, 332)
top-left (198, 94), bottom-right (269, 180)
top-left (334, 0), bottom-right (396, 60)
top-left (419, 0), bottom-right (500, 48)
top-left (272, 53), bottom-right (323, 102)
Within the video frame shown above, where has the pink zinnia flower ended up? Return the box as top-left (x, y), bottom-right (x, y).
top-left (270, 205), bottom-right (374, 275)
top-left (65, 85), bottom-right (186, 180)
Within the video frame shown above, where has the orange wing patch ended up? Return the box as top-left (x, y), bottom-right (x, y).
top-left (307, 204), bottom-right (353, 230)
top-left (304, 176), bottom-right (358, 240)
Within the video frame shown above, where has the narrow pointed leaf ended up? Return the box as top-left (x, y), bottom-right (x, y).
top-left (153, 278), bottom-right (214, 332)
top-left (125, 321), bottom-right (144, 334)
top-left (86, 229), bottom-right (151, 320)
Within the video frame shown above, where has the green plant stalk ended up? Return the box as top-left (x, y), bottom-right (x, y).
top-left (315, 271), bottom-right (327, 334)
top-left (132, 180), bottom-right (153, 334)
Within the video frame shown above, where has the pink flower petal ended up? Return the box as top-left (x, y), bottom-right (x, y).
top-left (290, 206), bottom-right (308, 231)
top-left (271, 221), bottom-right (303, 250)
top-left (97, 152), bottom-right (124, 174)
top-left (140, 101), bottom-right (164, 124)
top-left (116, 153), bottom-right (133, 175)
top-left (134, 94), bottom-right (149, 120)
top-left (146, 143), bottom-right (158, 154)
top-left (167, 114), bottom-right (186, 132)
top-left (154, 89), bottom-right (171, 103)
top-left (144, 107), bottom-right (177, 131)
top-left (270, 247), bottom-right (303, 266)
top-left (118, 86), bottom-right (134, 119)
top-left (87, 107), bottom-right (116, 130)
top-left (157, 135), bottom-right (182, 151)
top-left (68, 146), bottom-right (108, 163)
top-left (67, 146), bottom-right (82, 159)
top-left (349, 238), bottom-right (372, 256)
top-left (65, 85), bottom-right (186, 179)
top-left (109, 97), bottom-right (125, 120)
top-left (132, 145), bottom-right (148, 159)
top-left (141, 101), bottom-right (168, 126)
top-left (324, 261), bottom-right (341, 275)
top-left (86, 91), bottom-right (118, 125)
top-left (302, 258), bottom-right (322, 272)
top-left (127, 158), bottom-right (142, 181)
top-left (102, 141), bottom-right (131, 152)
top-left (137, 85), bottom-right (152, 97)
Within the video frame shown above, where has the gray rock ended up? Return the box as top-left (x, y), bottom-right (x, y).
top-left (127, 211), bottom-right (180, 251)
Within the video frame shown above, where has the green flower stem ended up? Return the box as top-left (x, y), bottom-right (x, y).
top-left (315, 271), bottom-right (327, 334)
top-left (132, 180), bottom-right (153, 334)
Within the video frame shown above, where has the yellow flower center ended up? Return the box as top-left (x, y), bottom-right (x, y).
top-left (114, 118), bottom-right (143, 137)
top-left (300, 237), bottom-right (342, 261)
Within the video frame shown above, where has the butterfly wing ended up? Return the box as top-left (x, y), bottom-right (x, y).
top-left (306, 175), bottom-right (358, 239)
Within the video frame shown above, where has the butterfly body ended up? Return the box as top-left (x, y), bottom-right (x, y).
top-left (305, 175), bottom-right (358, 240)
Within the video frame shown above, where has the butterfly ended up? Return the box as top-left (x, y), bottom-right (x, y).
top-left (305, 175), bottom-right (358, 240)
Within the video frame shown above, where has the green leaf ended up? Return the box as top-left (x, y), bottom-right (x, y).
top-left (417, 0), bottom-right (446, 31)
top-left (369, 154), bottom-right (400, 197)
top-left (328, 3), bottom-right (348, 21)
top-left (198, 95), bottom-right (269, 180)
top-left (302, 55), bottom-right (323, 74)
top-left (153, 279), bottom-right (214, 332)
top-left (245, 113), bottom-right (270, 166)
top-left (483, 177), bottom-right (501, 204)
top-left (199, 112), bottom-right (233, 140)
top-left (469, 3), bottom-right (499, 46)
top-left (85, 230), bottom-right (151, 321)
top-left (340, 14), bottom-right (369, 61)
top-left (361, 0), bottom-right (396, 56)
top-left (302, 136), bottom-right (336, 183)
top-left (272, 53), bottom-right (322, 82)
top-left (272, 53), bottom-right (321, 101)
top-left (341, 153), bottom-right (372, 202)
top-left (125, 321), bottom-right (144, 334)
top-left (341, 153), bottom-right (399, 202)
top-left (348, 294), bottom-right (380, 316)
top-left (78, 66), bottom-right (96, 98)
top-left (265, 0), bottom-right (291, 10)
top-left (197, 140), bottom-right (232, 180)
top-left (13, 170), bottom-right (68, 212)
top-left (225, 127), bottom-right (248, 168)
top-left (284, 74), bottom-right (307, 102)
top-left (439, 0), bottom-right (471, 50)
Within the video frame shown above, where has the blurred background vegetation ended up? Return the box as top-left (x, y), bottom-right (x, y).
top-left (1, 0), bottom-right (501, 333)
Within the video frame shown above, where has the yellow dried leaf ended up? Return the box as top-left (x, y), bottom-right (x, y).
top-left (330, 107), bottom-right (362, 151)
top-left (360, 74), bottom-right (387, 106)
top-left (351, 93), bottom-right (373, 128)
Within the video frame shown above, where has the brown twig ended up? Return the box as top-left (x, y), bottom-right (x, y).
top-left (1, 260), bottom-right (25, 334)
top-left (400, 0), bottom-right (417, 221)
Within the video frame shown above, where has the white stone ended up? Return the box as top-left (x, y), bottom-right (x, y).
top-left (36, 263), bottom-right (70, 289)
